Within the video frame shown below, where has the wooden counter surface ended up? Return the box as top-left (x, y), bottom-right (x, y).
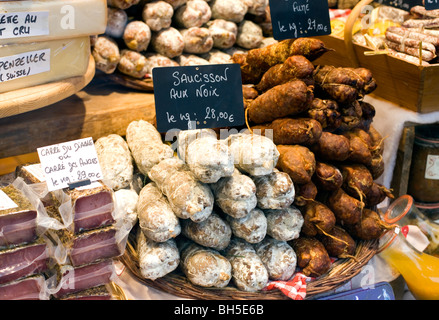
top-left (0, 74), bottom-right (156, 161)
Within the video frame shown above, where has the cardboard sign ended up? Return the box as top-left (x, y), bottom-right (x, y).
top-left (269, 0), bottom-right (331, 41)
top-left (376, 0), bottom-right (423, 10)
top-left (37, 137), bottom-right (103, 191)
top-left (153, 64), bottom-right (245, 132)
top-left (425, 0), bottom-right (439, 10)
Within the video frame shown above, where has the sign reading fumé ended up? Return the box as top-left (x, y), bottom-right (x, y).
top-left (152, 64), bottom-right (245, 132)
top-left (37, 137), bottom-right (103, 191)
top-left (269, 0), bottom-right (331, 41)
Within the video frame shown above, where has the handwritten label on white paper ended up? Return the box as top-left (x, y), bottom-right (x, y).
top-left (0, 11), bottom-right (49, 39)
top-left (425, 155), bottom-right (439, 180)
top-left (0, 11), bottom-right (50, 40)
top-left (37, 137), bottom-right (103, 191)
top-left (0, 48), bottom-right (50, 83)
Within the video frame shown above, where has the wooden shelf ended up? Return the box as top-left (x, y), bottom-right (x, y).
top-left (0, 74), bottom-right (156, 162)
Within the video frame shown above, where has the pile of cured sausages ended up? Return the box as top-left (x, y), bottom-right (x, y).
top-left (385, 5), bottom-right (439, 63)
top-left (92, 0), bottom-right (275, 79)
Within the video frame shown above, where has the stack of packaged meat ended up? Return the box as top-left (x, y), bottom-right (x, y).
top-left (0, 162), bottom-right (136, 300)
top-left (0, 178), bottom-right (53, 300)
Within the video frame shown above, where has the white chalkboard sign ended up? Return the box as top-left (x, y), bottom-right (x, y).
top-left (37, 137), bottom-right (103, 191)
top-left (269, 0), bottom-right (331, 41)
top-left (153, 64), bottom-right (245, 132)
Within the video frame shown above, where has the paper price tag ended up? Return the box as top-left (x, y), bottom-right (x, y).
top-left (37, 137), bottom-right (103, 192)
top-left (0, 48), bottom-right (50, 83)
top-left (425, 155), bottom-right (439, 180)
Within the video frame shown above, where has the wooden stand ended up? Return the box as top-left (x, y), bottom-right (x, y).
top-left (0, 74), bottom-right (156, 161)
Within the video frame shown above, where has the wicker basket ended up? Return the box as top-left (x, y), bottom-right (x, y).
top-left (119, 233), bottom-right (378, 300)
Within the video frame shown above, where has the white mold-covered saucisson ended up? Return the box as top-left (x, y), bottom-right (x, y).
top-left (206, 19), bottom-right (238, 49)
top-left (137, 182), bottom-right (181, 242)
top-left (123, 21), bottom-right (151, 52)
top-left (126, 120), bottom-right (174, 176)
top-left (108, 0), bottom-right (140, 10)
top-left (225, 207), bottom-right (267, 244)
top-left (211, 168), bottom-right (257, 218)
top-left (251, 168), bottom-right (295, 209)
top-left (185, 133), bottom-right (234, 184)
top-left (148, 158), bottom-right (214, 222)
top-left (105, 7), bottom-right (128, 38)
top-left (174, 0), bottom-right (212, 28)
top-left (209, 0), bottom-right (248, 23)
top-left (151, 27), bottom-right (185, 58)
top-left (181, 27), bottom-right (214, 54)
top-left (264, 206), bottom-right (304, 241)
top-left (181, 212), bottom-right (231, 250)
top-left (254, 237), bottom-right (297, 281)
top-left (137, 231), bottom-right (180, 280)
top-left (226, 133), bottom-right (279, 176)
top-left (225, 238), bottom-right (269, 292)
top-left (92, 36), bottom-right (121, 74)
top-left (142, 0), bottom-right (174, 32)
top-left (179, 240), bottom-right (232, 288)
top-left (95, 134), bottom-right (133, 191)
top-left (236, 20), bottom-right (263, 49)
top-left (117, 50), bottom-right (149, 79)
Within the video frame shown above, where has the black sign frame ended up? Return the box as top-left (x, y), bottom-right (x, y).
top-left (153, 63), bottom-right (245, 133)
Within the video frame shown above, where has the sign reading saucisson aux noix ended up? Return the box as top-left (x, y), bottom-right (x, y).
top-left (153, 64), bottom-right (245, 133)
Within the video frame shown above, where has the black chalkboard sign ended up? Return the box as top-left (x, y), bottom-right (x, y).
top-left (375, 0), bottom-right (422, 10)
top-left (153, 64), bottom-right (245, 133)
top-left (269, 0), bottom-right (331, 41)
top-left (425, 0), bottom-right (439, 10)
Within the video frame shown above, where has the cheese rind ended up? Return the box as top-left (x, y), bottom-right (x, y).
top-left (0, 0), bottom-right (107, 45)
top-left (0, 36), bottom-right (90, 94)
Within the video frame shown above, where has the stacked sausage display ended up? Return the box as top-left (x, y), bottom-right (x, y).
top-left (92, 0), bottom-right (274, 78)
top-left (90, 36), bottom-right (394, 293)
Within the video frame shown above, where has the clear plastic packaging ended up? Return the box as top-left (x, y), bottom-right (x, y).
top-left (0, 236), bottom-right (54, 285)
top-left (58, 284), bottom-right (114, 300)
top-left (49, 219), bottom-right (131, 267)
top-left (48, 259), bottom-right (116, 298)
top-left (16, 164), bottom-right (117, 234)
top-left (65, 181), bottom-right (116, 234)
top-left (0, 177), bottom-right (52, 248)
top-left (0, 275), bottom-right (49, 300)
top-left (384, 195), bottom-right (439, 257)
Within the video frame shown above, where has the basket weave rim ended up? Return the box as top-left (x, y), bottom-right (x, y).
top-left (119, 236), bottom-right (378, 300)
